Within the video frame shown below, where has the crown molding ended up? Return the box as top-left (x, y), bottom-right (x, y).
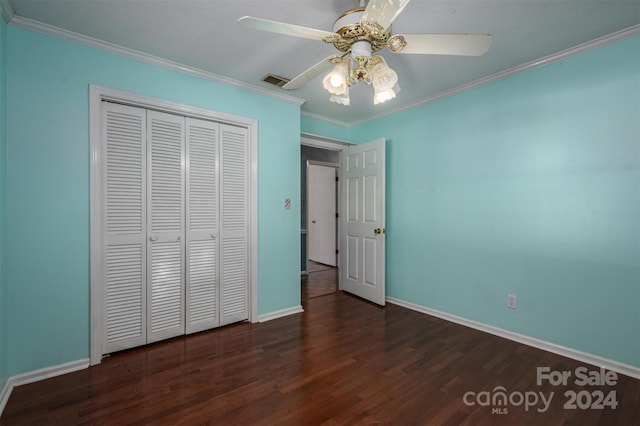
top-left (349, 23), bottom-right (640, 127)
top-left (0, 0), bottom-right (15, 23)
top-left (301, 110), bottom-right (352, 127)
top-left (5, 6), bottom-right (638, 126)
top-left (8, 15), bottom-right (305, 106)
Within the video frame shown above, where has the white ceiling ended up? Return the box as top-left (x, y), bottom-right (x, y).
top-left (6, 0), bottom-right (640, 125)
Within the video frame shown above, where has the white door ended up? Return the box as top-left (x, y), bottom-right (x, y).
top-left (185, 118), bottom-right (220, 333)
top-left (341, 138), bottom-right (386, 306)
top-left (146, 111), bottom-right (186, 343)
top-left (98, 101), bottom-right (250, 357)
top-left (102, 102), bottom-right (148, 354)
top-left (308, 164), bottom-right (337, 266)
top-left (219, 124), bottom-right (250, 326)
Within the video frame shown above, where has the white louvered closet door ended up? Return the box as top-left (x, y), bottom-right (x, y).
top-left (100, 102), bottom-right (250, 356)
top-left (220, 124), bottom-right (249, 326)
top-left (146, 111), bottom-right (186, 343)
top-left (102, 102), bottom-right (148, 354)
top-left (186, 118), bottom-right (220, 333)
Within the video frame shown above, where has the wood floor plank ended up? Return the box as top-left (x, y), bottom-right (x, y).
top-left (2, 290), bottom-right (639, 425)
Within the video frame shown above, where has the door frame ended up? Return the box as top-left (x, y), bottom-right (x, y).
top-left (306, 160), bottom-right (339, 271)
top-left (301, 133), bottom-right (354, 290)
top-left (89, 85), bottom-right (258, 365)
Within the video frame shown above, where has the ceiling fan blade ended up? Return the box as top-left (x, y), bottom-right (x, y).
top-left (362, 0), bottom-right (411, 31)
top-left (282, 56), bottom-right (338, 90)
top-left (395, 33), bottom-right (493, 56)
top-left (238, 16), bottom-right (336, 41)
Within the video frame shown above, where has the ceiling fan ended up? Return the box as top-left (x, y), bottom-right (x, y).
top-left (238, 0), bottom-right (493, 105)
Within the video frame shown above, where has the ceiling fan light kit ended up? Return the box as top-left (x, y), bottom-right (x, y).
top-left (238, 0), bottom-right (492, 106)
top-left (322, 54), bottom-right (400, 106)
top-left (320, 5), bottom-right (402, 106)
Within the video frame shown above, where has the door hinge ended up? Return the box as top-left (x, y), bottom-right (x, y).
top-left (335, 176), bottom-right (339, 182)
top-left (335, 212), bottom-right (339, 218)
top-left (335, 249), bottom-right (339, 254)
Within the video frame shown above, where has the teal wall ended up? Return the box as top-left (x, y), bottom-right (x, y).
top-left (0, 13), bottom-right (8, 391)
top-left (5, 26), bottom-right (301, 376)
top-left (301, 114), bottom-right (354, 142)
top-left (352, 36), bottom-right (640, 367)
top-left (1, 19), bottom-right (638, 381)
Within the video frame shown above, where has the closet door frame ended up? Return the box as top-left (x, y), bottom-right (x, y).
top-left (89, 85), bottom-right (258, 366)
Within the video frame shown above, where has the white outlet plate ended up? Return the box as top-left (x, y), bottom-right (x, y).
top-left (507, 294), bottom-right (517, 309)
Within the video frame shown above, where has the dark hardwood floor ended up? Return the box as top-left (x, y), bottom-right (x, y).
top-left (2, 290), bottom-right (639, 425)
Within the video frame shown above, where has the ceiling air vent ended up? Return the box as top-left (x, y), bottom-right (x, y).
top-left (261, 73), bottom-right (290, 88)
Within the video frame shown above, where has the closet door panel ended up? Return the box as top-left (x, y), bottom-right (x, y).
top-left (220, 124), bottom-right (249, 326)
top-left (186, 118), bottom-right (220, 333)
top-left (147, 111), bottom-right (186, 343)
top-left (102, 102), bottom-right (147, 353)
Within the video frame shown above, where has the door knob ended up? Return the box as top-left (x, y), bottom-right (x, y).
top-left (312, 220), bottom-right (316, 223)
top-left (374, 228), bottom-right (381, 234)
top-left (149, 235), bottom-right (158, 241)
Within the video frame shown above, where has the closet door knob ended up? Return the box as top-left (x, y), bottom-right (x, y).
top-left (149, 235), bottom-right (158, 241)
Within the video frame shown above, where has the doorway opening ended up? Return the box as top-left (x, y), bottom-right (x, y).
top-left (299, 135), bottom-right (387, 306)
top-left (300, 144), bottom-right (340, 303)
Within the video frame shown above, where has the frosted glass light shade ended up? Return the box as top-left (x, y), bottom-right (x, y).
top-left (330, 87), bottom-right (350, 105)
top-left (373, 88), bottom-right (394, 104)
top-left (374, 83), bottom-right (400, 105)
top-left (371, 60), bottom-right (398, 91)
top-left (322, 63), bottom-right (348, 95)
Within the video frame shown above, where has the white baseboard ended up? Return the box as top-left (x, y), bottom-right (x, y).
top-left (258, 305), bottom-right (304, 323)
top-left (0, 378), bottom-right (11, 417)
top-left (0, 358), bottom-right (89, 417)
top-left (387, 296), bottom-right (640, 381)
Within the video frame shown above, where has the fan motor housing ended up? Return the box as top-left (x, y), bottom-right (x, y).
top-left (328, 7), bottom-right (391, 54)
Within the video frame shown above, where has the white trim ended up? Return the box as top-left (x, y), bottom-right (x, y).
top-left (257, 306), bottom-right (304, 323)
top-left (387, 296), bottom-right (640, 381)
top-left (89, 87), bottom-right (103, 366)
top-left (0, 359), bottom-right (89, 416)
top-left (8, 15), bottom-right (304, 106)
top-left (5, 13), bottom-right (638, 126)
top-left (0, 0), bottom-right (14, 23)
top-left (93, 85), bottom-right (259, 128)
top-left (301, 111), bottom-right (351, 128)
top-left (307, 25), bottom-right (639, 126)
top-left (0, 378), bottom-right (11, 416)
top-left (10, 358), bottom-right (89, 387)
top-left (90, 85), bottom-right (259, 364)
top-left (301, 132), bottom-right (354, 151)
top-left (350, 24), bottom-right (640, 126)
top-left (307, 160), bottom-right (339, 168)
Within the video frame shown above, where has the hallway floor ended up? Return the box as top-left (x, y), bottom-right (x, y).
top-left (302, 261), bottom-right (338, 302)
